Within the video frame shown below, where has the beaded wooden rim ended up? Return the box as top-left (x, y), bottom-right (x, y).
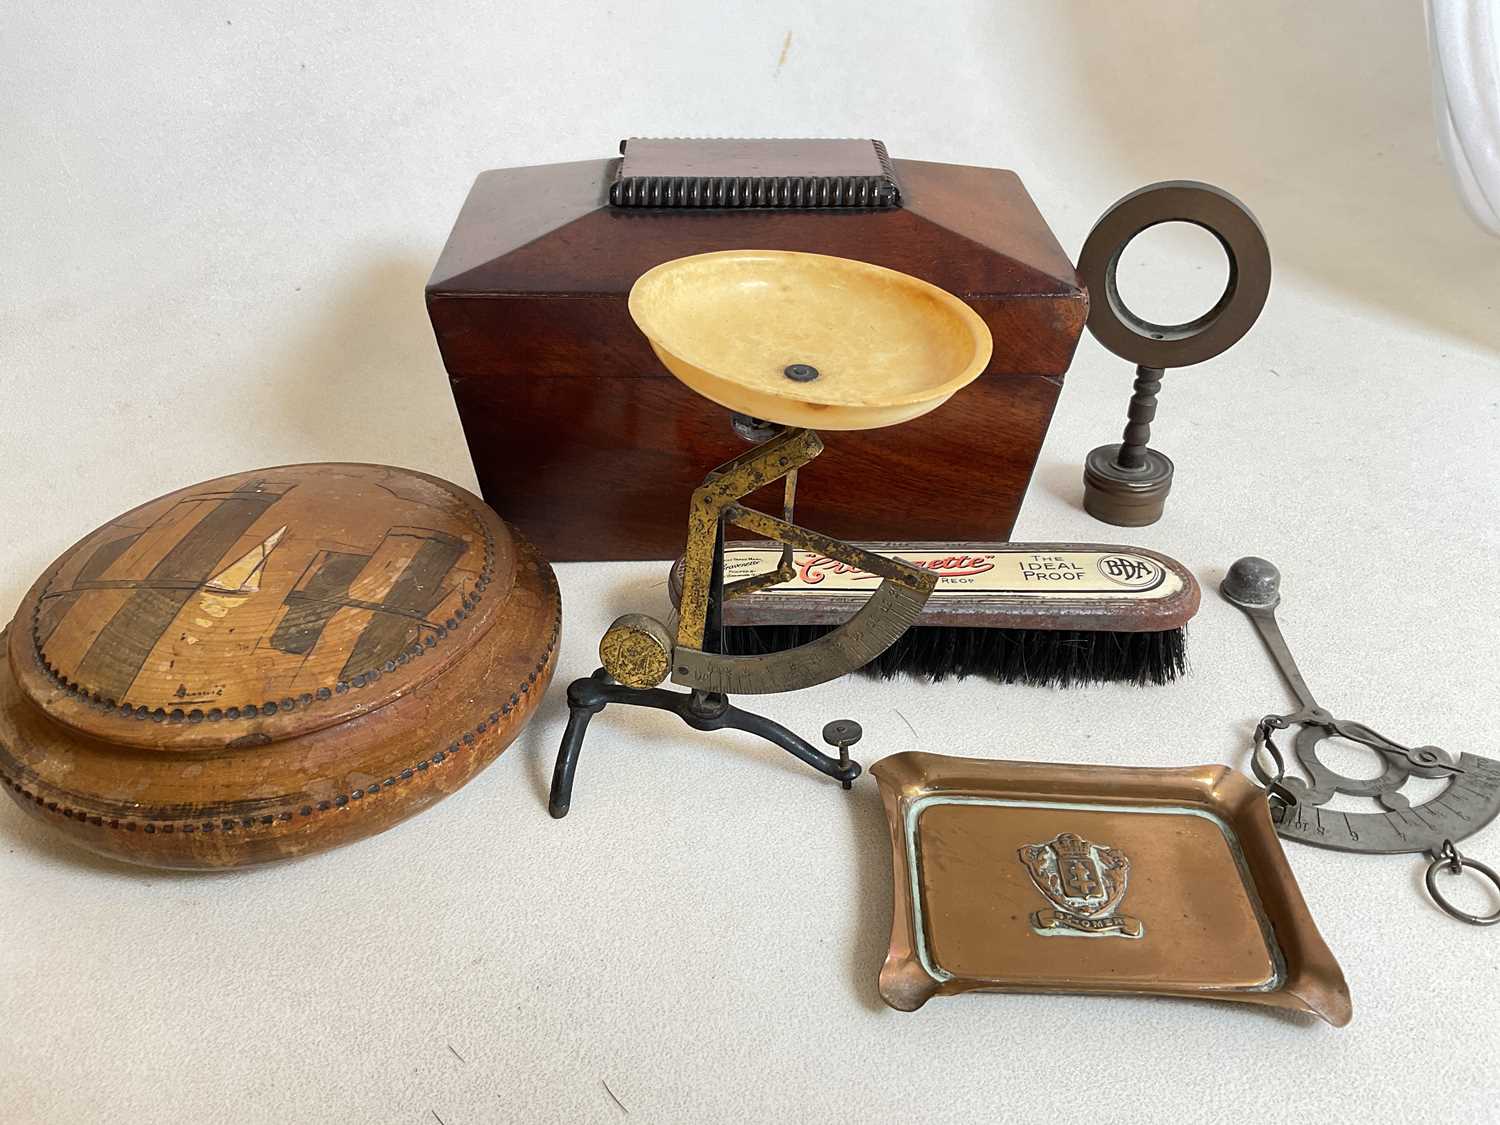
top-left (0, 548), bottom-right (560, 844)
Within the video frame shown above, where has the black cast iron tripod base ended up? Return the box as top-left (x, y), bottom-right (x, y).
top-left (548, 668), bottom-right (862, 818)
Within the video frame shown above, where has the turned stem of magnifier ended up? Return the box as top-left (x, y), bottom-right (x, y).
top-left (1115, 365), bottom-right (1165, 470)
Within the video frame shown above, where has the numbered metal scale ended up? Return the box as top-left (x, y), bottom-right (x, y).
top-left (549, 250), bottom-right (993, 817)
top-left (1222, 557), bottom-right (1500, 925)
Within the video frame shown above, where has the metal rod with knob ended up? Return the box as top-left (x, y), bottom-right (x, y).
top-left (822, 720), bottom-right (862, 790)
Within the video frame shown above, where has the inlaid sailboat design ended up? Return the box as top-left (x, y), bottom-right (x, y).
top-left (204, 526), bottom-right (287, 595)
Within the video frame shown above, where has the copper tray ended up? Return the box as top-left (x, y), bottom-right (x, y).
top-left (872, 752), bottom-right (1352, 1025)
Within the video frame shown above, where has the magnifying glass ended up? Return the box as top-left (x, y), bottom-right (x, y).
top-left (1078, 181), bottom-right (1271, 526)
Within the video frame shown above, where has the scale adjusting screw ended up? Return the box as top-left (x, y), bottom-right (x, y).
top-left (784, 363), bottom-right (820, 382)
top-left (599, 614), bottom-right (674, 689)
top-left (822, 720), bottom-right (863, 790)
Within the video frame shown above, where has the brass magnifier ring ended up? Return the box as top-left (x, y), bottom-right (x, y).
top-left (1425, 841), bottom-right (1500, 926)
top-left (1077, 180), bottom-right (1271, 369)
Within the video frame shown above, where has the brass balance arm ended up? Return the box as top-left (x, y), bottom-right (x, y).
top-left (675, 427), bottom-right (824, 650)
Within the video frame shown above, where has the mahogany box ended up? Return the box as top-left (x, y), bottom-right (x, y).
top-left (425, 139), bottom-right (1087, 561)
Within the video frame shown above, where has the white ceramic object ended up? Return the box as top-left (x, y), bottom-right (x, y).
top-left (1427, 0), bottom-right (1500, 236)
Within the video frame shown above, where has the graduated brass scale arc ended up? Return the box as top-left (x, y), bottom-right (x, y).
top-left (549, 250), bottom-right (992, 817)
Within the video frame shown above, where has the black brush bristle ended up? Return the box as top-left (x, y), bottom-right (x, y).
top-left (719, 623), bottom-right (1187, 687)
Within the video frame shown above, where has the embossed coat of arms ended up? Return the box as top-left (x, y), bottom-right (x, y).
top-left (1018, 832), bottom-right (1144, 939)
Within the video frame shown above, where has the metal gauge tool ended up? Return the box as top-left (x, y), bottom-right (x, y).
top-left (548, 250), bottom-right (992, 818)
top-left (1222, 556), bottom-right (1500, 925)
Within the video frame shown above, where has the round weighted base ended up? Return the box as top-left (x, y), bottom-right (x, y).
top-left (1082, 444), bottom-right (1175, 527)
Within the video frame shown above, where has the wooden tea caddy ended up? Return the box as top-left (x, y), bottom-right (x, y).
top-left (0, 463), bottom-right (560, 869)
top-left (425, 138), bottom-right (1088, 561)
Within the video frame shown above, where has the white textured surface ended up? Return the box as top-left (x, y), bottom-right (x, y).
top-left (2, 3), bottom-right (1499, 1123)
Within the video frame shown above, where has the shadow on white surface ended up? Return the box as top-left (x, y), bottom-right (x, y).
top-left (1030, 459), bottom-right (1088, 512)
top-left (842, 778), bottom-right (898, 1013)
top-left (1039, 0), bottom-right (1500, 353)
top-left (259, 252), bottom-right (476, 484)
top-left (0, 578), bottom-right (35, 628)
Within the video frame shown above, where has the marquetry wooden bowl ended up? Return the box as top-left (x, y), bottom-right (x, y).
top-left (0, 463), bottom-right (560, 869)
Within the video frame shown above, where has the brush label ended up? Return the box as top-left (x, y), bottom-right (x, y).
top-left (1095, 554), bottom-right (1161, 588)
top-left (720, 548), bottom-right (1179, 599)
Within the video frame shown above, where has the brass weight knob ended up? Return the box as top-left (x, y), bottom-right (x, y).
top-left (599, 614), bottom-right (674, 689)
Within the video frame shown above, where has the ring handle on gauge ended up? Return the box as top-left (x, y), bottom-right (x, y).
top-left (1426, 840), bottom-right (1500, 926)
